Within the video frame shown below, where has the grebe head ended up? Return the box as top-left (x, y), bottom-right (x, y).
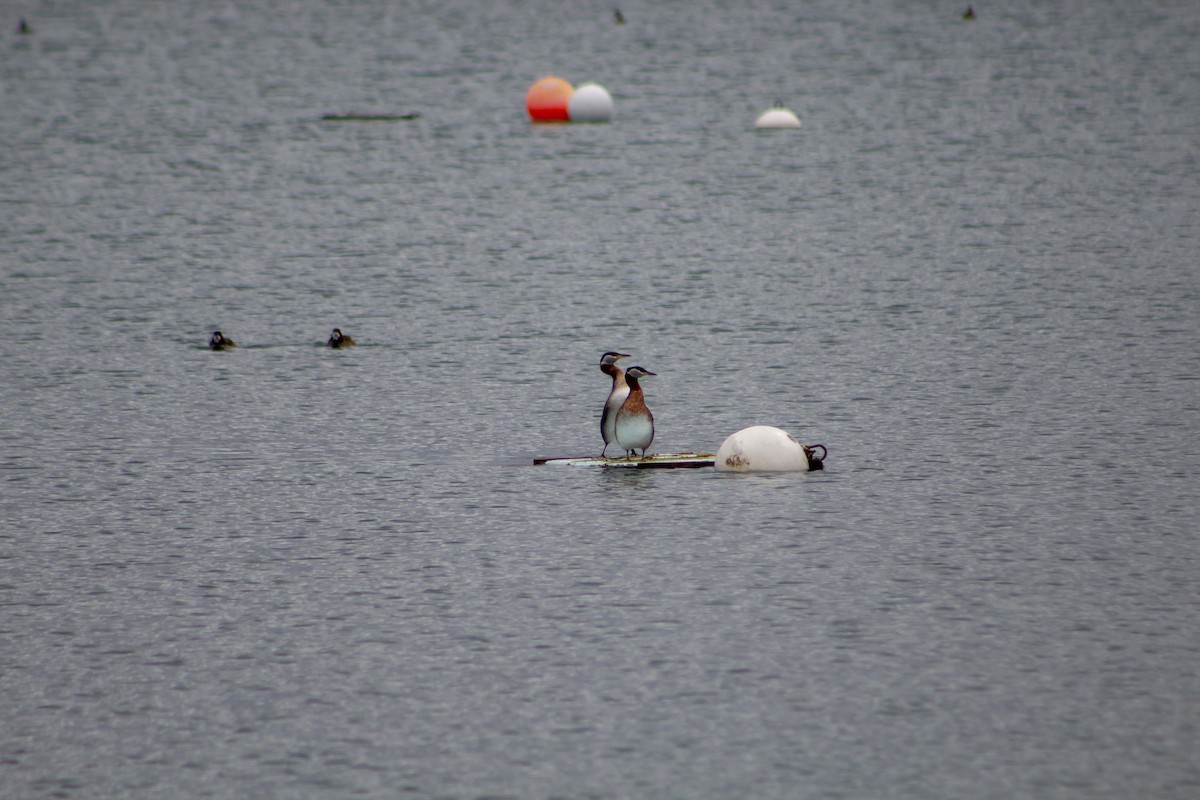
top-left (328, 328), bottom-right (356, 347)
top-left (209, 331), bottom-right (228, 348)
top-left (600, 351), bottom-right (631, 367)
top-left (624, 366), bottom-right (655, 380)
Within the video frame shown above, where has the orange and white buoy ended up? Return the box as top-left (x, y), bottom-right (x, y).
top-left (525, 76), bottom-right (574, 122)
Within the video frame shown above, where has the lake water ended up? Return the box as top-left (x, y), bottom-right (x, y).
top-left (2, 1), bottom-right (1198, 797)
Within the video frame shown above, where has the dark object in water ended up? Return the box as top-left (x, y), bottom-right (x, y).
top-left (18, 18), bottom-right (32, 34)
top-left (963, 7), bottom-right (976, 20)
top-left (209, 331), bottom-right (236, 350)
top-left (321, 113), bottom-right (421, 122)
top-left (804, 444), bottom-right (827, 471)
top-left (327, 328), bottom-right (356, 348)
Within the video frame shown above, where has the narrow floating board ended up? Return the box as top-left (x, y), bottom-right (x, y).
top-left (534, 452), bottom-right (716, 469)
top-left (321, 113), bottom-right (422, 122)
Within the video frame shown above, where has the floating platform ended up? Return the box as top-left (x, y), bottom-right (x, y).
top-left (534, 452), bottom-right (716, 469)
top-left (320, 113), bottom-right (421, 122)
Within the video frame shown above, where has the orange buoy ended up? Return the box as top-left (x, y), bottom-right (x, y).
top-left (525, 76), bottom-right (574, 122)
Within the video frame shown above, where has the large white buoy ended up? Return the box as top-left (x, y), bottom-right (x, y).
top-left (755, 106), bottom-right (801, 129)
top-left (714, 425), bottom-right (822, 472)
top-left (568, 82), bottom-right (614, 123)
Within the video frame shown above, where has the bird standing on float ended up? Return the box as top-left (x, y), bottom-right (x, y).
top-left (599, 351), bottom-right (631, 457)
top-left (615, 366), bottom-right (656, 458)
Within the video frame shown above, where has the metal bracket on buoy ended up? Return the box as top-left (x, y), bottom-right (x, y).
top-left (804, 444), bottom-right (827, 471)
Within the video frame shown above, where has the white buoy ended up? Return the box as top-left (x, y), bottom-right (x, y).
top-left (568, 83), bottom-right (614, 123)
top-left (755, 107), bottom-right (801, 129)
top-left (714, 425), bottom-right (820, 472)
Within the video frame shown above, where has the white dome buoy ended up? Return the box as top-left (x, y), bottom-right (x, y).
top-left (714, 425), bottom-right (824, 472)
top-left (568, 82), bottom-right (614, 123)
top-left (755, 106), bottom-right (801, 129)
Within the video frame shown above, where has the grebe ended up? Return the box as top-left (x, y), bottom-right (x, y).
top-left (599, 351), bottom-right (631, 457)
top-left (615, 366), bottom-right (656, 458)
top-left (327, 328), bottom-right (356, 348)
top-left (209, 331), bottom-right (235, 350)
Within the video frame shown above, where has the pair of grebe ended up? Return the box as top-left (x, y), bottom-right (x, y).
top-left (208, 329), bottom-right (356, 350)
top-left (599, 351), bottom-right (656, 459)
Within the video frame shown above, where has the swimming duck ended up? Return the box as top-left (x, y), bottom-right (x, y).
top-left (209, 331), bottom-right (235, 350)
top-left (615, 366), bottom-right (656, 458)
top-left (599, 351), bottom-right (631, 457)
top-left (327, 328), bottom-right (356, 348)
top-left (963, 6), bottom-right (975, 20)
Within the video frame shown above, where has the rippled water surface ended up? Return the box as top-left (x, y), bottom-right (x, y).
top-left (3, 1), bottom-right (1199, 798)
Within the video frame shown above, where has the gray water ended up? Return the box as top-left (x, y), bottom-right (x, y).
top-left (2, 1), bottom-right (1199, 798)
